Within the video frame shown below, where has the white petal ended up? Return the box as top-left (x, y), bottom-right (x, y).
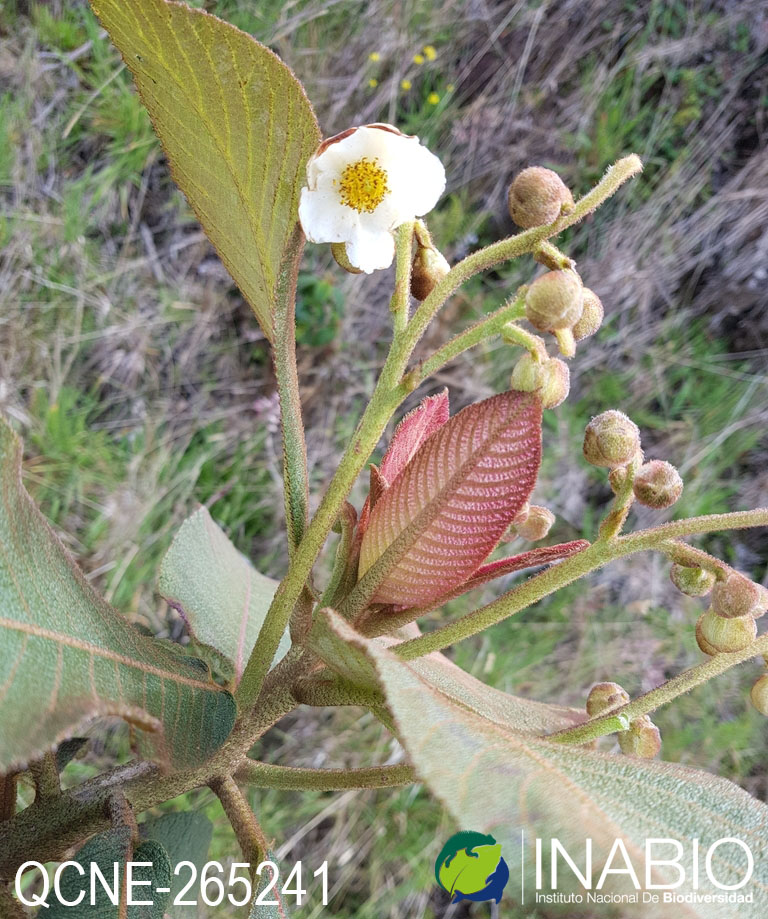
top-left (299, 187), bottom-right (359, 243)
top-left (345, 227), bottom-right (395, 274)
top-left (386, 139), bottom-right (446, 217)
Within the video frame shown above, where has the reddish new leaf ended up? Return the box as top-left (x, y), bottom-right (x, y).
top-left (358, 391), bottom-right (542, 608)
top-left (358, 390), bottom-right (450, 537)
top-left (368, 540), bottom-right (590, 625)
top-left (379, 389), bottom-right (450, 483)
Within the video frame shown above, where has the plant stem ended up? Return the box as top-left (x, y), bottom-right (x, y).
top-left (406, 296), bottom-right (526, 387)
top-left (395, 508), bottom-right (768, 660)
top-left (390, 222), bottom-right (414, 334)
top-left (237, 155), bottom-right (645, 709)
top-left (548, 634), bottom-right (768, 745)
top-left (660, 540), bottom-right (729, 578)
top-left (596, 455), bottom-right (640, 542)
top-left (272, 227), bottom-right (310, 557)
top-left (236, 760), bottom-right (415, 791)
top-left (210, 775), bottom-right (269, 867)
top-left (29, 752), bottom-right (60, 801)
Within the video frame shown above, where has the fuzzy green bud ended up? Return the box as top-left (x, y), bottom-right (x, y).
top-left (515, 505), bottom-right (555, 541)
top-left (586, 681), bottom-right (630, 717)
top-left (572, 289), bottom-right (604, 341)
top-left (619, 715), bottom-right (661, 758)
top-left (411, 245), bottom-right (450, 301)
top-left (510, 353), bottom-right (544, 393)
top-left (632, 460), bottom-right (683, 509)
top-left (539, 357), bottom-right (570, 408)
top-left (711, 571), bottom-right (764, 619)
top-left (750, 674), bottom-right (768, 716)
top-left (525, 270), bottom-right (584, 332)
top-left (331, 242), bottom-right (362, 274)
top-left (695, 609), bottom-right (756, 655)
top-left (507, 167), bottom-right (574, 228)
top-left (583, 410), bottom-right (641, 468)
top-left (670, 564), bottom-right (716, 598)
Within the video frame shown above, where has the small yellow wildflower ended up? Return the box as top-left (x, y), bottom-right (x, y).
top-left (401, 79), bottom-right (412, 91)
top-left (413, 53), bottom-right (425, 65)
top-left (369, 52), bottom-right (381, 62)
top-left (368, 78), bottom-right (378, 88)
top-left (423, 45), bottom-right (437, 61)
top-left (427, 92), bottom-right (440, 105)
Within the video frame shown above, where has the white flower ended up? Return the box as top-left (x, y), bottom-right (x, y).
top-left (298, 124), bottom-right (446, 274)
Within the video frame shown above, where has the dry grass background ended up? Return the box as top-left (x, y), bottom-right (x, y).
top-left (1, 0), bottom-right (768, 916)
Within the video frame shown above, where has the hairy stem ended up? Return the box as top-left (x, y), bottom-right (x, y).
top-left (273, 227), bottom-right (310, 557)
top-left (236, 760), bottom-right (415, 791)
top-left (549, 634), bottom-right (768, 745)
top-left (596, 455), bottom-right (640, 542)
top-left (406, 295), bottom-right (526, 386)
top-left (396, 508), bottom-right (768, 660)
top-left (29, 752), bottom-right (60, 801)
top-left (210, 775), bottom-right (269, 867)
top-left (390, 222), bottom-right (414, 333)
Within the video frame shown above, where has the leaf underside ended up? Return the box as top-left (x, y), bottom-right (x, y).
top-left (89, 0), bottom-right (321, 339)
top-left (0, 418), bottom-right (235, 772)
top-left (158, 506), bottom-right (289, 686)
top-left (359, 391), bottom-right (542, 607)
top-left (324, 611), bottom-right (768, 919)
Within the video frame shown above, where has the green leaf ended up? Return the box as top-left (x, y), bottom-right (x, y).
top-left (249, 854), bottom-right (294, 918)
top-left (46, 830), bottom-right (171, 918)
top-left (309, 610), bottom-right (583, 733)
top-left (438, 843), bottom-right (502, 897)
top-left (0, 418), bottom-right (236, 772)
top-left (89, 0), bottom-right (320, 339)
top-left (158, 506), bottom-right (289, 685)
top-left (141, 812), bottom-right (213, 918)
top-left (339, 617), bottom-right (768, 915)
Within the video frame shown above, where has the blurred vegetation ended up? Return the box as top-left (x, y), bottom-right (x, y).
top-left (1, 0), bottom-right (767, 916)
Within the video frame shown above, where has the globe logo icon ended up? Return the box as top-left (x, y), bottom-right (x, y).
top-left (434, 830), bottom-right (510, 905)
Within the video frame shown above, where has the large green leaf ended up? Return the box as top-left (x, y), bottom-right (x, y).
top-left (323, 612), bottom-right (768, 917)
top-left (308, 609), bottom-right (583, 733)
top-left (158, 506), bottom-right (290, 686)
top-left (249, 853), bottom-right (295, 919)
top-left (0, 418), bottom-right (236, 771)
top-left (89, 0), bottom-right (320, 339)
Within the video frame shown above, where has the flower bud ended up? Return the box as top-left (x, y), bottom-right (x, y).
top-left (711, 571), bottom-right (764, 619)
top-left (583, 410), bottom-right (641, 468)
top-left (572, 289), bottom-right (604, 341)
top-left (331, 242), bottom-right (363, 274)
top-left (608, 465), bottom-right (630, 494)
top-left (411, 245), bottom-right (450, 300)
top-left (586, 681), bottom-right (630, 717)
top-left (525, 270), bottom-right (584, 332)
top-left (507, 166), bottom-right (574, 228)
top-left (670, 564), bottom-right (716, 598)
top-left (695, 609), bottom-right (756, 655)
top-left (539, 358), bottom-right (570, 409)
top-left (510, 353), bottom-right (544, 393)
top-left (515, 505), bottom-right (555, 541)
top-left (750, 674), bottom-right (768, 716)
top-left (619, 715), bottom-right (661, 758)
top-left (632, 460), bottom-right (683, 509)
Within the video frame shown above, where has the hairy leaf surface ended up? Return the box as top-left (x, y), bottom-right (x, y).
top-left (336, 614), bottom-right (768, 918)
top-left (358, 391), bottom-right (542, 607)
top-left (158, 506), bottom-right (289, 685)
top-left (89, 0), bottom-right (320, 339)
top-left (0, 419), bottom-right (236, 771)
top-left (309, 610), bottom-right (583, 734)
top-left (141, 812), bottom-right (213, 917)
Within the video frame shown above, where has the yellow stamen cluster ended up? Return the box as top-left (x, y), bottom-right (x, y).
top-left (338, 157), bottom-right (390, 213)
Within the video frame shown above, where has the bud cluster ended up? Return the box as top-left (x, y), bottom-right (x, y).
top-left (509, 352), bottom-right (570, 409)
